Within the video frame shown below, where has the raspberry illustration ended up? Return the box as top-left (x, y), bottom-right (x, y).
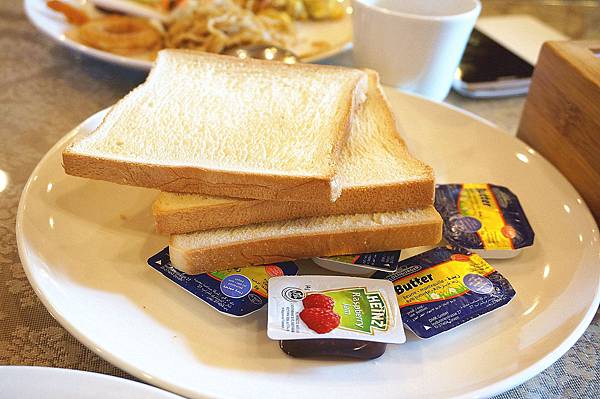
top-left (302, 293), bottom-right (334, 310)
top-left (300, 308), bottom-right (340, 334)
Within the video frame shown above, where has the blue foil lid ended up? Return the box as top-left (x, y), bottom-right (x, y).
top-left (147, 248), bottom-right (299, 317)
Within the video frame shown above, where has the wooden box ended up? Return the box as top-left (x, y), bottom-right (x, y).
top-left (517, 40), bottom-right (600, 222)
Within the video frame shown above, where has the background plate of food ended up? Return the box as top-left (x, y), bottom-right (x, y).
top-left (25, 0), bottom-right (353, 69)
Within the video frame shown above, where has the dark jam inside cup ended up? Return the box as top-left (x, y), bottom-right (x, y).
top-left (280, 339), bottom-right (387, 360)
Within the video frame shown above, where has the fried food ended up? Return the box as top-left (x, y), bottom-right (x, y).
top-left (165, 0), bottom-right (294, 53)
top-left (47, 0), bottom-right (346, 59)
top-left (46, 0), bottom-right (89, 25)
top-left (78, 16), bottom-right (163, 55)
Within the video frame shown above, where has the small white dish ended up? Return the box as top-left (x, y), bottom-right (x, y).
top-left (0, 366), bottom-right (184, 398)
top-left (17, 88), bottom-right (600, 398)
top-left (24, 0), bottom-right (352, 70)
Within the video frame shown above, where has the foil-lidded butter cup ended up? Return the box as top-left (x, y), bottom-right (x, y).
top-left (147, 248), bottom-right (298, 317)
top-left (435, 183), bottom-right (534, 258)
top-left (373, 246), bottom-right (516, 339)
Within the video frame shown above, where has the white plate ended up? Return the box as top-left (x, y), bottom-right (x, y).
top-left (24, 0), bottom-right (352, 69)
top-left (17, 89), bottom-right (600, 399)
top-left (0, 366), bottom-right (184, 398)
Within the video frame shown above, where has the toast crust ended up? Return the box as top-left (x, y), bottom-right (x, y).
top-left (153, 179), bottom-right (434, 234)
top-left (168, 211), bottom-right (443, 274)
top-left (63, 151), bottom-right (335, 201)
top-left (62, 50), bottom-right (369, 203)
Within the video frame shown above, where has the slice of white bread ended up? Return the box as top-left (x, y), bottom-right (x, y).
top-left (153, 71), bottom-right (434, 234)
top-left (63, 50), bottom-right (368, 202)
top-left (169, 206), bottom-right (442, 274)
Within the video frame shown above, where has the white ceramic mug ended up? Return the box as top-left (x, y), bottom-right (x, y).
top-left (352, 0), bottom-right (481, 101)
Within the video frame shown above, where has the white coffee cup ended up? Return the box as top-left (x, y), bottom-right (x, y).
top-left (352, 0), bottom-right (481, 101)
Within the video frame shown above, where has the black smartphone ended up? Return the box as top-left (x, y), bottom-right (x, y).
top-left (453, 29), bottom-right (534, 98)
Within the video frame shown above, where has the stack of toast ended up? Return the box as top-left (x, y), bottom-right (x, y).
top-left (63, 49), bottom-right (442, 274)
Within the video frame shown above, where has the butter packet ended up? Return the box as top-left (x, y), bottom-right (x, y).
top-left (313, 251), bottom-right (400, 276)
top-left (372, 246), bottom-right (516, 339)
top-left (267, 276), bottom-right (405, 344)
top-left (147, 248), bottom-right (299, 317)
top-left (435, 183), bottom-right (534, 258)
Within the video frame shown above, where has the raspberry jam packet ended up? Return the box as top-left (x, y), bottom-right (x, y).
top-left (313, 251), bottom-right (401, 276)
top-left (372, 246), bottom-right (516, 339)
top-left (148, 248), bottom-right (298, 317)
top-left (267, 276), bottom-right (405, 344)
top-left (435, 183), bottom-right (534, 258)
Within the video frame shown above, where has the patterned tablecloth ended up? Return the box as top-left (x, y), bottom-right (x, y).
top-left (0, 1), bottom-right (598, 397)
